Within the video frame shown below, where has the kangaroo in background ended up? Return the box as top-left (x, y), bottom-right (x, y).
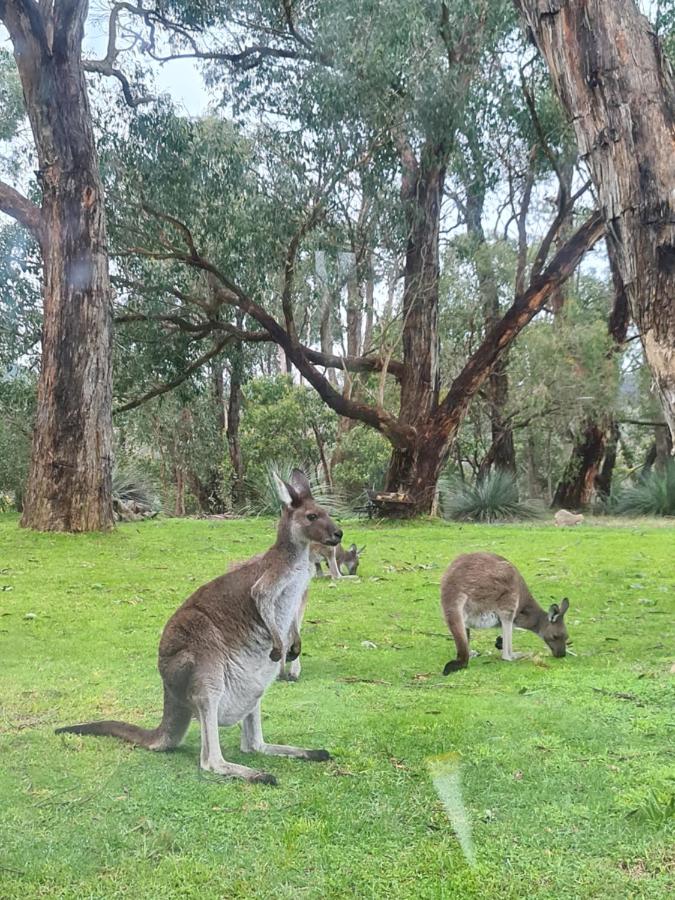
top-left (313, 542), bottom-right (364, 578)
top-left (554, 509), bottom-right (584, 526)
top-left (278, 541), bottom-right (364, 682)
top-left (56, 469), bottom-right (342, 784)
top-left (440, 552), bottom-right (570, 674)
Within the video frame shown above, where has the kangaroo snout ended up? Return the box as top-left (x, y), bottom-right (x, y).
top-left (326, 528), bottom-right (343, 546)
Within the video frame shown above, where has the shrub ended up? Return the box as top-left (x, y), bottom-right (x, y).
top-left (112, 465), bottom-right (162, 515)
top-left (439, 470), bottom-right (540, 523)
top-left (243, 460), bottom-right (351, 518)
top-left (613, 461), bottom-right (675, 517)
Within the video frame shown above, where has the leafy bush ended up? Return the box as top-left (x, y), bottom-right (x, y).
top-left (613, 462), bottom-right (675, 517)
top-left (331, 425), bottom-right (390, 500)
top-left (239, 376), bottom-right (336, 504)
top-left (439, 470), bottom-right (540, 523)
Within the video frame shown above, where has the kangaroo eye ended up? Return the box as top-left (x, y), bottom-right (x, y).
top-left (307, 513), bottom-right (318, 521)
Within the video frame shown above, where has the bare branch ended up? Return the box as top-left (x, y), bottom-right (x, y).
top-left (436, 212), bottom-right (605, 423)
top-left (82, 58), bottom-right (154, 106)
top-left (0, 180), bottom-right (44, 243)
top-left (114, 333), bottom-right (236, 414)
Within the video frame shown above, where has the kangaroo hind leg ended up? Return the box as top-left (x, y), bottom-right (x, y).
top-left (196, 687), bottom-right (276, 784)
top-left (240, 701), bottom-right (330, 761)
top-left (442, 594), bottom-right (470, 674)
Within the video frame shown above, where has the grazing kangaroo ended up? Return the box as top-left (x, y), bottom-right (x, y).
top-left (554, 509), bottom-right (584, 526)
top-left (440, 552), bottom-right (569, 674)
top-left (313, 542), bottom-right (364, 578)
top-left (55, 469), bottom-right (342, 784)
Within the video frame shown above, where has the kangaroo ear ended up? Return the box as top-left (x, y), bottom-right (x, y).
top-left (349, 543), bottom-right (357, 553)
top-left (289, 468), bottom-right (313, 500)
top-left (272, 472), bottom-right (297, 507)
top-left (358, 545), bottom-right (366, 555)
top-left (548, 602), bottom-right (561, 623)
top-left (559, 597), bottom-right (570, 616)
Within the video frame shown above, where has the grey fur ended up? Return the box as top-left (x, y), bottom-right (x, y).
top-left (440, 552), bottom-right (570, 674)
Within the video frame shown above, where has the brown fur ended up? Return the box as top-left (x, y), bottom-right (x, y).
top-left (440, 552), bottom-right (570, 674)
top-left (56, 469), bottom-right (341, 783)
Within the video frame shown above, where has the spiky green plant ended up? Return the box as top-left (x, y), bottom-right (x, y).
top-left (439, 470), bottom-right (540, 523)
top-left (111, 465), bottom-right (161, 515)
top-left (613, 461), bottom-right (675, 517)
top-left (242, 460), bottom-right (352, 518)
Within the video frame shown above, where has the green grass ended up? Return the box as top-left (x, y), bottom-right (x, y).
top-left (1, 513), bottom-right (674, 899)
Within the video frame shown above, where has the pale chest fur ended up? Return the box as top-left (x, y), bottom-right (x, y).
top-left (274, 552), bottom-right (311, 628)
top-left (219, 551), bottom-right (312, 726)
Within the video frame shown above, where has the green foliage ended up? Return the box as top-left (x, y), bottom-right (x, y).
top-left (613, 462), bottom-right (675, 517)
top-left (0, 49), bottom-right (24, 142)
top-left (0, 371), bottom-right (35, 509)
top-left (239, 375), bottom-right (336, 497)
top-left (243, 459), bottom-right (351, 518)
top-left (440, 470), bottom-right (540, 522)
top-left (331, 425), bottom-right (391, 498)
top-left (0, 516), bottom-right (673, 897)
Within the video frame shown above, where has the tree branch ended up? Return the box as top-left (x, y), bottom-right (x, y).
top-left (435, 211), bottom-right (605, 425)
top-left (0, 180), bottom-right (44, 243)
top-left (114, 333), bottom-right (236, 414)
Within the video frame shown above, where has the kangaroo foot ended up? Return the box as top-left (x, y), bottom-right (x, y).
top-left (442, 659), bottom-right (468, 675)
top-left (201, 758), bottom-right (277, 785)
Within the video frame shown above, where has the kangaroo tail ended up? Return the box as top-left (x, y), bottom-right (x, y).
top-left (55, 690), bottom-right (192, 751)
top-left (55, 719), bottom-right (163, 747)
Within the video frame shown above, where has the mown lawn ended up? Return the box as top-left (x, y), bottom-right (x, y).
top-left (0, 513), bottom-right (673, 899)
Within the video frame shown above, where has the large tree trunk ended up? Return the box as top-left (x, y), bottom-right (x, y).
top-left (553, 420), bottom-right (607, 509)
top-left (465, 182), bottom-right (516, 478)
top-left (384, 213), bottom-right (604, 514)
top-left (384, 150), bottom-right (444, 497)
top-left (517, 0), bottom-right (675, 443)
top-left (4, 2), bottom-right (113, 531)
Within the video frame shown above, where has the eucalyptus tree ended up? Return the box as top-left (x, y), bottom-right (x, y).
top-left (0, 1), bottom-right (119, 531)
top-left (516, 0), bottom-right (675, 445)
top-left (109, 0), bottom-right (605, 513)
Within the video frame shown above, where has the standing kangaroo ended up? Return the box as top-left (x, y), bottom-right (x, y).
top-left (313, 542), bottom-right (364, 578)
top-left (440, 552), bottom-right (570, 674)
top-left (55, 469), bottom-right (342, 784)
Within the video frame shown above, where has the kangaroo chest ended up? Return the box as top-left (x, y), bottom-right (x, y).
top-left (218, 553), bottom-right (312, 726)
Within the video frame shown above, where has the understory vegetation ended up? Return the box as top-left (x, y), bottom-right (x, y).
top-left (1, 515), bottom-right (673, 898)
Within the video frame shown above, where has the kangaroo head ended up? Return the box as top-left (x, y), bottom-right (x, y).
top-left (540, 597), bottom-right (570, 657)
top-left (273, 469), bottom-right (342, 548)
top-left (342, 543), bottom-right (364, 575)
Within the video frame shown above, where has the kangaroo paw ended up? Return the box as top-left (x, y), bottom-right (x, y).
top-left (269, 646), bottom-right (283, 662)
top-left (286, 641), bottom-right (301, 662)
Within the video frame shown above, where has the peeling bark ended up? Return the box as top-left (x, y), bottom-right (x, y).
top-left (516, 0), bottom-right (675, 443)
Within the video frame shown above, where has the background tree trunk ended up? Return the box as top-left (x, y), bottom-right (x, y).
top-left (227, 345), bottom-right (245, 506)
top-left (384, 150), bottom-right (444, 497)
top-left (553, 420), bottom-right (607, 509)
top-left (517, 0), bottom-right (675, 443)
top-left (3, 2), bottom-right (114, 532)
